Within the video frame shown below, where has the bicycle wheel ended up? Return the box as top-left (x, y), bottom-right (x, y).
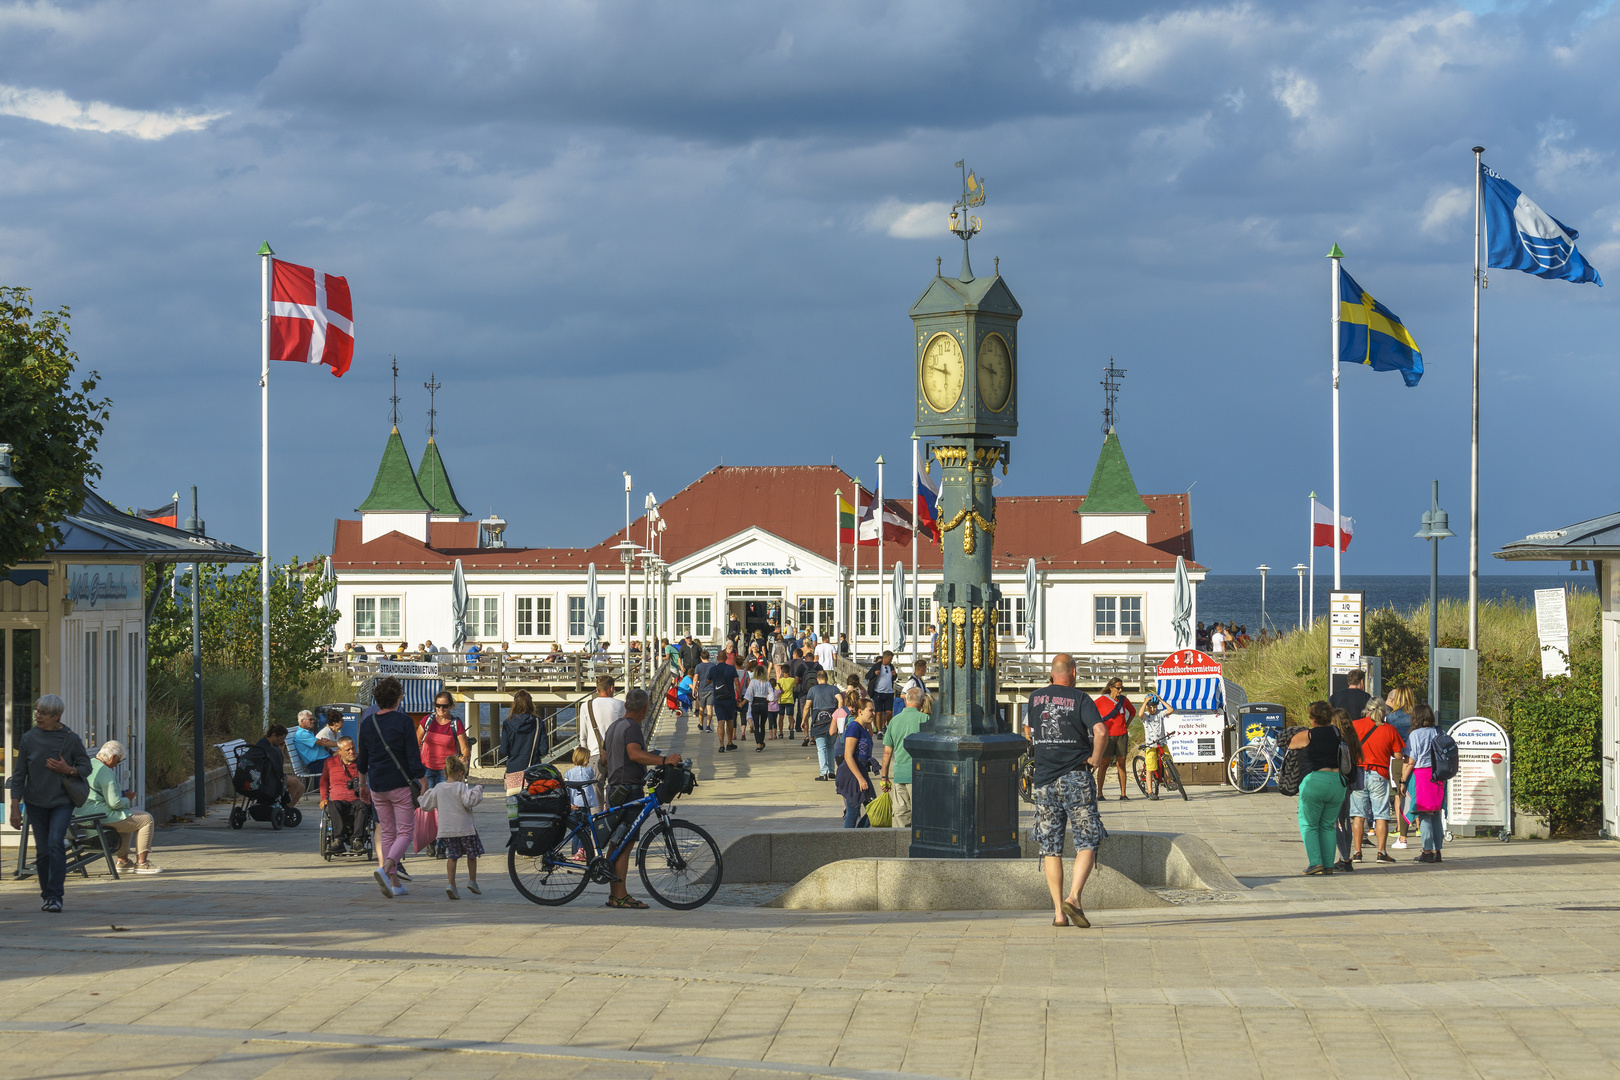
top-left (509, 841), bottom-right (592, 906)
top-left (1227, 745), bottom-right (1272, 794)
top-left (637, 818), bottom-right (723, 910)
top-left (1131, 754), bottom-right (1150, 797)
top-left (1163, 755), bottom-right (1188, 801)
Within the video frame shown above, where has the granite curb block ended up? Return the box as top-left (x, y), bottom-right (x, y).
top-left (764, 856), bottom-right (1174, 911)
top-left (721, 828), bottom-right (1247, 894)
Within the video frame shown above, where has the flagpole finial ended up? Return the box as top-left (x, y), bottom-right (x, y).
top-left (1326, 243), bottom-right (1344, 259)
top-left (1472, 145), bottom-right (1485, 154)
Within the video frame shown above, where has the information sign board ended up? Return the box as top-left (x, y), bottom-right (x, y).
top-left (1164, 712), bottom-right (1225, 762)
top-left (1445, 717), bottom-right (1511, 831)
top-left (1328, 590), bottom-right (1364, 674)
top-left (1534, 588), bottom-right (1570, 678)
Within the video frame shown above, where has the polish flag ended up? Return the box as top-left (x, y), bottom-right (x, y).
top-left (1312, 499), bottom-right (1353, 551)
top-left (271, 260), bottom-right (354, 377)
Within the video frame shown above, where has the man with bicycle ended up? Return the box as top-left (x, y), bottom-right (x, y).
top-left (601, 688), bottom-right (682, 910)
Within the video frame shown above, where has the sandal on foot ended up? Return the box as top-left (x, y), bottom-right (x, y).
top-left (1061, 900), bottom-right (1089, 928)
top-left (605, 895), bottom-right (648, 909)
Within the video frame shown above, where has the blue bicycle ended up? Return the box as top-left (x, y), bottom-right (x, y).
top-left (507, 761), bottom-right (723, 910)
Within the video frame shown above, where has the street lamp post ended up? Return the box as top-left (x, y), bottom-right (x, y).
top-left (1256, 565), bottom-right (1270, 634)
top-left (1414, 480), bottom-right (1455, 693)
top-left (1293, 564), bottom-right (1309, 630)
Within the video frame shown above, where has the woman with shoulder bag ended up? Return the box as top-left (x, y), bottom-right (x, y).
top-left (5, 695), bottom-right (92, 913)
top-left (356, 677), bottom-right (426, 898)
top-left (1287, 701), bottom-right (1346, 876)
top-left (835, 701), bottom-right (878, 828)
top-left (500, 689), bottom-right (547, 794)
top-left (1402, 704), bottom-right (1446, 864)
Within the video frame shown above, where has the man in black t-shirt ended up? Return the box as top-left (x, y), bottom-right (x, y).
top-left (1329, 669), bottom-right (1371, 720)
top-left (706, 658), bottom-right (741, 752)
top-left (1023, 653), bottom-right (1108, 929)
top-left (602, 688), bottom-right (681, 909)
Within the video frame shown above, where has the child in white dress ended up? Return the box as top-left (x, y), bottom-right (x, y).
top-left (417, 755), bottom-right (484, 899)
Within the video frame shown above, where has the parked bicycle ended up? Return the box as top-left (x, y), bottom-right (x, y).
top-left (1131, 736), bottom-right (1187, 800)
top-left (1227, 732), bottom-right (1283, 794)
top-left (507, 760), bottom-right (723, 909)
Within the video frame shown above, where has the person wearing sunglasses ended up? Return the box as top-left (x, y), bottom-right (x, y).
top-left (417, 694), bottom-right (470, 789)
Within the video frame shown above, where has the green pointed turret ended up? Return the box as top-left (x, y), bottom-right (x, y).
top-left (1080, 428), bottom-right (1151, 514)
top-left (356, 427), bottom-right (435, 512)
top-left (416, 437), bottom-right (468, 517)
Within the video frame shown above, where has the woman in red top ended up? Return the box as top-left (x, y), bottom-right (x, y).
top-left (418, 692), bottom-right (470, 789)
top-left (1093, 678), bottom-right (1137, 800)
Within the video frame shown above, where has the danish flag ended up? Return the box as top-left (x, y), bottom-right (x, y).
top-left (270, 260), bottom-right (353, 377)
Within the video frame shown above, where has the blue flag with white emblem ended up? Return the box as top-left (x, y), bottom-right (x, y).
top-left (1482, 164), bottom-right (1603, 286)
top-left (1339, 266), bottom-right (1423, 387)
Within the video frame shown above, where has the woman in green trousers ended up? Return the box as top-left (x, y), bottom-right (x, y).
top-left (1289, 701), bottom-right (1346, 875)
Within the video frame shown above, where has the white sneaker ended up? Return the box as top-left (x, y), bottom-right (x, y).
top-left (374, 868), bottom-right (394, 898)
top-left (1392, 838), bottom-right (1409, 849)
top-left (466, 881), bottom-right (481, 895)
top-left (445, 886), bottom-right (459, 900)
top-left (391, 885), bottom-right (409, 897)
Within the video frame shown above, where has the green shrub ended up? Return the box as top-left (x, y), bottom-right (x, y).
top-left (1504, 656), bottom-right (1603, 833)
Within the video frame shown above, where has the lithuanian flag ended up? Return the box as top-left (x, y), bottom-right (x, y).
top-left (838, 495), bottom-right (879, 546)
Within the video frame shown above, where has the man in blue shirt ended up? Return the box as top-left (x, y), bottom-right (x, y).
top-left (288, 710), bottom-right (336, 789)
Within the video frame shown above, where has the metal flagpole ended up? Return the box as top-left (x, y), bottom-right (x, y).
top-left (852, 480), bottom-right (860, 652)
top-left (260, 242), bottom-right (272, 724)
top-left (1329, 245), bottom-right (1343, 591)
top-left (911, 436), bottom-right (920, 667)
top-left (1308, 490), bottom-right (1315, 626)
top-left (876, 457), bottom-right (885, 653)
top-left (1469, 145), bottom-right (1485, 651)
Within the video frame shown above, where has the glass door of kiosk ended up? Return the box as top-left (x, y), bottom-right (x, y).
top-left (1431, 647), bottom-right (1477, 730)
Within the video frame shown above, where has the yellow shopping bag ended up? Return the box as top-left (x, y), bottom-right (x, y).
top-left (866, 790), bottom-right (893, 828)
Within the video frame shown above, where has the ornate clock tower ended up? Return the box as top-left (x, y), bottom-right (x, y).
top-left (905, 164), bottom-right (1028, 860)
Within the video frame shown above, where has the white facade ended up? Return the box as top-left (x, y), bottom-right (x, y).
top-left (334, 526), bottom-right (1203, 659)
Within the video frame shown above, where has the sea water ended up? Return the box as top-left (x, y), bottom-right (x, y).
top-left (1197, 573), bottom-right (1592, 634)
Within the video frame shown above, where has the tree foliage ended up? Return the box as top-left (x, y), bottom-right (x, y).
top-left (146, 556), bottom-right (340, 689)
top-left (0, 287), bottom-right (111, 571)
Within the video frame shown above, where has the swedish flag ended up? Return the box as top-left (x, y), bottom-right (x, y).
top-left (1338, 266), bottom-right (1422, 387)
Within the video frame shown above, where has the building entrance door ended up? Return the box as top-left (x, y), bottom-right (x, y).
top-left (726, 589), bottom-right (783, 645)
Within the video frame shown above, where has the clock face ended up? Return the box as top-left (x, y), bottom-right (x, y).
top-left (978, 332), bottom-right (1012, 412)
top-left (920, 333), bottom-right (965, 412)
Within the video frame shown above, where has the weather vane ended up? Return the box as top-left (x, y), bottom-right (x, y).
top-left (389, 356), bottom-right (401, 428)
top-left (424, 371), bottom-right (441, 439)
top-left (948, 159), bottom-right (986, 281)
top-left (1101, 359), bottom-right (1126, 435)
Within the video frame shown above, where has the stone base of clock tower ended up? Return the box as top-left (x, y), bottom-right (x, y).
top-left (905, 731), bottom-right (1026, 860)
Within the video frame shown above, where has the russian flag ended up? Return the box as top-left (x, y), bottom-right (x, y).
top-left (914, 440), bottom-right (940, 543)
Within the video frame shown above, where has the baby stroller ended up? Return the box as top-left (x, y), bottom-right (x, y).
top-left (228, 741), bottom-right (304, 830)
top-left (319, 799), bottom-right (376, 860)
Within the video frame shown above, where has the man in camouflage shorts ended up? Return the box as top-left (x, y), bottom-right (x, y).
top-left (1024, 653), bottom-right (1108, 928)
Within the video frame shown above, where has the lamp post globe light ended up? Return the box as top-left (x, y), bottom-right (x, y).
top-left (1414, 480), bottom-right (1455, 695)
top-left (1293, 564), bottom-right (1309, 630)
top-left (1256, 565), bottom-right (1270, 634)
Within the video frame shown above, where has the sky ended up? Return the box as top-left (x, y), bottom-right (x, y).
top-left (3, 0), bottom-right (1615, 577)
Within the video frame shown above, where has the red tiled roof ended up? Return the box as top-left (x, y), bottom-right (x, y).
top-left (333, 465), bottom-right (1202, 572)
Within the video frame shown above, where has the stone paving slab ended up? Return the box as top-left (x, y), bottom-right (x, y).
top-left (1, 709), bottom-right (1617, 1078)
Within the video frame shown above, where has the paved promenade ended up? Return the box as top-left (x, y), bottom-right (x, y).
top-left (2, 711), bottom-right (1618, 1079)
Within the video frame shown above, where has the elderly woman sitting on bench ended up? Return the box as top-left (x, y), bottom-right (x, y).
top-left (77, 740), bottom-right (162, 874)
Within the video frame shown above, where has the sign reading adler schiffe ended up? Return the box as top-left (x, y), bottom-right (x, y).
top-left (904, 163), bottom-right (1027, 859)
top-left (1328, 590), bottom-right (1364, 675)
top-left (1446, 717), bottom-right (1512, 833)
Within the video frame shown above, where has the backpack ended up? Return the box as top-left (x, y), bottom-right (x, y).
top-left (232, 743), bottom-right (283, 800)
top-left (1429, 730), bottom-right (1460, 783)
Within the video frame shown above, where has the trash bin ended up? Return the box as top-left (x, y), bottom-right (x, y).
top-left (1235, 703), bottom-right (1287, 789)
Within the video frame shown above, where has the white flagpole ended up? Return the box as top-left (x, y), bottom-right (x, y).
top-left (260, 243), bottom-right (272, 725)
top-left (877, 457), bottom-right (886, 653)
top-left (1469, 145), bottom-right (1485, 651)
top-left (1330, 246), bottom-right (1343, 591)
top-left (1308, 491), bottom-right (1315, 626)
top-left (911, 436), bottom-right (920, 667)
top-left (834, 488), bottom-right (842, 638)
top-left (853, 480), bottom-right (860, 651)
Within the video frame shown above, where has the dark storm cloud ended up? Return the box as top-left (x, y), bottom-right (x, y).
top-left (1, 0), bottom-right (1615, 574)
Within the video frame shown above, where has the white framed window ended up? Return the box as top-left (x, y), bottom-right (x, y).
top-left (621, 596), bottom-right (640, 637)
top-left (1094, 595), bottom-right (1142, 639)
top-left (902, 597), bottom-right (932, 638)
top-left (813, 597), bottom-right (835, 638)
top-left (568, 596), bottom-right (605, 640)
top-left (354, 596), bottom-right (401, 639)
top-left (856, 596), bottom-right (877, 637)
top-left (467, 596), bottom-right (500, 639)
top-left (675, 597), bottom-right (696, 636)
top-left (695, 597), bottom-right (712, 638)
top-left (516, 596), bottom-right (552, 639)
top-left (996, 597), bottom-right (1026, 637)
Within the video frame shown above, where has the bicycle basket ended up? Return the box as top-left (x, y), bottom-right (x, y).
top-left (653, 765), bottom-right (695, 805)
